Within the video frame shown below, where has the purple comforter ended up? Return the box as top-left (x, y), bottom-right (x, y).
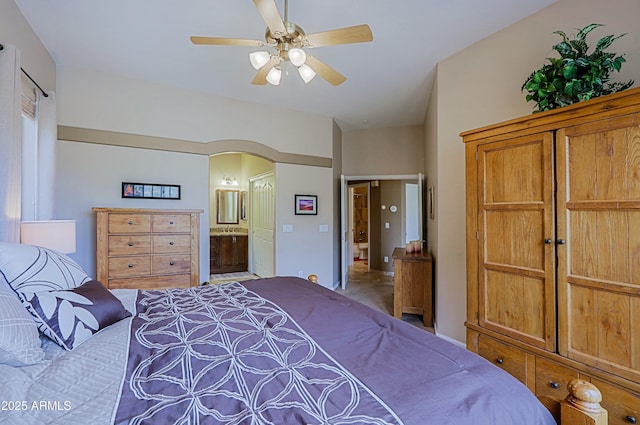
top-left (114, 277), bottom-right (556, 425)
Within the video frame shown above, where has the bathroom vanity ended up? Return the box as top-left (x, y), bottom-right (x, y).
top-left (209, 231), bottom-right (248, 274)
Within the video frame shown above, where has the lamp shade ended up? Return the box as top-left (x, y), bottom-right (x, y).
top-left (266, 66), bottom-right (282, 85)
top-left (20, 220), bottom-right (76, 254)
top-left (298, 64), bottom-right (317, 83)
top-left (249, 51), bottom-right (270, 70)
top-left (288, 48), bottom-right (306, 67)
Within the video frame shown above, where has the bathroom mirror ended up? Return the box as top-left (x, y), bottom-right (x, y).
top-left (216, 189), bottom-right (239, 224)
top-left (240, 191), bottom-right (247, 221)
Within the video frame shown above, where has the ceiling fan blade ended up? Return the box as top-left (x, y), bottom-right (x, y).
top-left (251, 57), bottom-right (280, 85)
top-left (253, 0), bottom-right (286, 36)
top-left (190, 36), bottom-right (265, 47)
top-left (304, 24), bottom-right (373, 48)
top-left (305, 55), bottom-right (346, 86)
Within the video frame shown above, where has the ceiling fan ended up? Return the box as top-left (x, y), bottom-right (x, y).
top-left (190, 0), bottom-right (373, 86)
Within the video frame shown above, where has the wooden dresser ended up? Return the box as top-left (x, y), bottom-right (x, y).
top-left (392, 248), bottom-right (433, 327)
top-left (93, 208), bottom-right (202, 290)
top-left (463, 87), bottom-right (640, 424)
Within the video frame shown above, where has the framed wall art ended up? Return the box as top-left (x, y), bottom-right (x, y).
top-left (294, 194), bottom-right (317, 215)
top-left (122, 182), bottom-right (181, 200)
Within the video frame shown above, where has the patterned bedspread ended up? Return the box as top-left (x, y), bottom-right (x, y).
top-left (113, 282), bottom-right (402, 425)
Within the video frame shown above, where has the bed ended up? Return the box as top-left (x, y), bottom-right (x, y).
top-left (0, 242), bottom-right (603, 424)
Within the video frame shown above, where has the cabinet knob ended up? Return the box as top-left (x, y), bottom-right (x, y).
top-left (169, 261), bottom-right (175, 266)
top-left (128, 263), bottom-right (134, 268)
top-left (496, 358), bottom-right (504, 364)
top-left (627, 416), bottom-right (637, 424)
top-left (128, 220), bottom-right (134, 225)
top-left (169, 241), bottom-right (174, 245)
top-left (128, 242), bottom-right (134, 247)
top-left (544, 238), bottom-right (552, 244)
top-left (169, 221), bottom-right (175, 225)
top-left (557, 239), bottom-right (566, 245)
top-left (549, 381), bottom-right (559, 389)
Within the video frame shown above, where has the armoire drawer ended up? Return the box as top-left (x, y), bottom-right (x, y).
top-left (592, 378), bottom-right (640, 425)
top-left (476, 334), bottom-right (527, 384)
top-left (535, 357), bottom-right (579, 422)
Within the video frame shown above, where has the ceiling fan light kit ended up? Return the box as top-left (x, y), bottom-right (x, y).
top-left (191, 0), bottom-right (373, 87)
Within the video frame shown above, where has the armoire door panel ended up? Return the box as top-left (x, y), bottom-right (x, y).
top-left (478, 133), bottom-right (556, 351)
top-left (557, 112), bottom-right (640, 383)
top-left (484, 210), bottom-right (545, 270)
top-left (482, 269), bottom-right (547, 344)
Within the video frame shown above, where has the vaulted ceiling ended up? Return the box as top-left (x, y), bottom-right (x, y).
top-left (15, 0), bottom-right (558, 130)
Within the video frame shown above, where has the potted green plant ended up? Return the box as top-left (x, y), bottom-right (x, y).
top-left (522, 23), bottom-right (634, 112)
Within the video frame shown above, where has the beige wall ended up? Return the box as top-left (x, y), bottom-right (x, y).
top-left (342, 126), bottom-right (425, 175)
top-left (427, 0), bottom-right (640, 343)
top-left (0, 0), bottom-right (55, 91)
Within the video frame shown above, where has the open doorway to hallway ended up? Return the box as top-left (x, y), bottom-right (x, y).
top-left (341, 174), bottom-right (424, 289)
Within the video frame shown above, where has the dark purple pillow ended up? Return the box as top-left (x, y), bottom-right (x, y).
top-left (24, 280), bottom-right (131, 350)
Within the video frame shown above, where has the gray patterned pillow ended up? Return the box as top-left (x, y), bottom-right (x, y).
top-left (0, 242), bottom-right (92, 343)
top-left (24, 280), bottom-right (132, 350)
top-left (0, 283), bottom-right (45, 366)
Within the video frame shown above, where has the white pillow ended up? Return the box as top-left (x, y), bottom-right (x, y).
top-left (0, 242), bottom-right (92, 345)
top-left (0, 282), bottom-right (45, 366)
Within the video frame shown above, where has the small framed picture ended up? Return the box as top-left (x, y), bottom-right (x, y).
top-left (294, 194), bottom-right (317, 215)
top-left (122, 182), bottom-right (181, 200)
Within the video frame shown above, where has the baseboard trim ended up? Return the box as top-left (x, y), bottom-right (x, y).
top-left (435, 331), bottom-right (466, 348)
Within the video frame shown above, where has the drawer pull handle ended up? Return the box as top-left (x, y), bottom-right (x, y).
top-left (544, 238), bottom-right (552, 244)
top-left (627, 416), bottom-right (637, 424)
top-left (170, 221), bottom-right (175, 225)
top-left (495, 358), bottom-right (504, 364)
top-left (128, 263), bottom-right (134, 268)
top-left (128, 242), bottom-right (134, 247)
top-left (557, 239), bottom-right (566, 245)
top-left (169, 241), bottom-right (175, 245)
top-left (169, 261), bottom-right (175, 266)
top-left (549, 381), bottom-right (559, 389)
top-left (128, 220), bottom-right (134, 225)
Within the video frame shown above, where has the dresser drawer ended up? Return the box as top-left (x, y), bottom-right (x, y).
top-left (152, 254), bottom-right (191, 274)
top-left (108, 235), bottom-right (151, 256)
top-left (152, 214), bottom-right (191, 233)
top-left (108, 257), bottom-right (151, 277)
top-left (477, 334), bottom-right (527, 384)
top-left (592, 379), bottom-right (640, 425)
top-left (108, 214), bottom-right (151, 233)
top-left (108, 274), bottom-right (191, 290)
top-left (152, 234), bottom-right (190, 253)
top-left (535, 357), bottom-right (579, 422)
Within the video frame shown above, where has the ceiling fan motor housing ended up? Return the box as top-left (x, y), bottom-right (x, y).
top-left (266, 21), bottom-right (306, 61)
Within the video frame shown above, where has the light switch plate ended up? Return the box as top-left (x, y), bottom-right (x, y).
top-left (283, 224), bottom-right (293, 233)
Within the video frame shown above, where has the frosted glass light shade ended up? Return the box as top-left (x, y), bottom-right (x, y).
top-left (298, 64), bottom-right (316, 83)
top-left (249, 51), bottom-right (270, 70)
top-left (288, 48), bottom-right (306, 67)
top-left (266, 66), bottom-right (282, 85)
top-left (20, 220), bottom-right (76, 254)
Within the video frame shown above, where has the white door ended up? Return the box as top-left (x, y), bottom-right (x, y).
top-left (405, 183), bottom-right (419, 243)
top-left (250, 172), bottom-right (275, 278)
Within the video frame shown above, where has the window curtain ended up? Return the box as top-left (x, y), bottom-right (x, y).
top-left (35, 90), bottom-right (56, 220)
top-left (0, 44), bottom-right (22, 243)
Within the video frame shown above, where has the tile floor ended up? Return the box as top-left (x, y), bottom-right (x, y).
top-left (338, 261), bottom-right (434, 333)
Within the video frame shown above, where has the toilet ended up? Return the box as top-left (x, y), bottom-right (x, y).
top-left (357, 242), bottom-right (368, 260)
